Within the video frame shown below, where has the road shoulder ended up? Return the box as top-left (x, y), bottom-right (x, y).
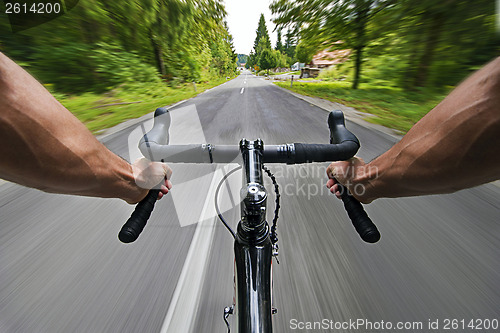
top-left (271, 81), bottom-right (404, 140)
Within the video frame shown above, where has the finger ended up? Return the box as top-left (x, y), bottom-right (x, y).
top-left (326, 165), bottom-right (337, 179)
top-left (163, 164), bottom-right (173, 179)
top-left (326, 178), bottom-right (334, 188)
top-left (157, 184), bottom-right (169, 200)
top-left (329, 184), bottom-right (341, 199)
top-left (166, 179), bottom-right (173, 190)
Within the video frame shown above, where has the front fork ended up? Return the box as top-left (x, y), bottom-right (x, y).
top-left (224, 239), bottom-right (279, 333)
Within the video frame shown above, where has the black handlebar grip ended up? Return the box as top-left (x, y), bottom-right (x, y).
top-left (118, 189), bottom-right (160, 243)
top-left (338, 183), bottom-right (380, 243)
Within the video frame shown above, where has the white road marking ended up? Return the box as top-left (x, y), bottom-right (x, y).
top-left (160, 171), bottom-right (219, 333)
top-left (240, 87), bottom-right (245, 94)
top-left (160, 164), bottom-right (240, 333)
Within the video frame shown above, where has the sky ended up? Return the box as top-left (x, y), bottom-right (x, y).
top-left (224, 0), bottom-right (277, 55)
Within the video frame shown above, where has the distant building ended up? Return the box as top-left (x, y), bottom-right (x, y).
top-left (239, 63), bottom-right (246, 70)
top-left (309, 44), bottom-right (351, 68)
top-left (291, 62), bottom-right (305, 71)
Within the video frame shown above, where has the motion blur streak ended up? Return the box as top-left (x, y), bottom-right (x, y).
top-left (1, 72), bottom-right (498, 332)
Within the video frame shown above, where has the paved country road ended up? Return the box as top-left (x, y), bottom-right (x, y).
top-left (1, 71), bottom-right (499, 333)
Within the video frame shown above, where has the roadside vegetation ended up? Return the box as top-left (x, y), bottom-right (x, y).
top-left (276, 58), bottom-right (448, 133)
top-left (55, 78), bottom-right (231, 133)
top-left (245, 1), bottom-right (497, 132)
top-left (1, 0), bottom-right (237, 132)
top-left (275, 81), bottom-right (447, 133)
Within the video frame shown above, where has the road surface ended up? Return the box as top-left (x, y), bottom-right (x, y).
top-left (1, 70), bottom-right (499, 332)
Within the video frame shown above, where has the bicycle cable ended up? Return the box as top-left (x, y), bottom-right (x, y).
top-left (215, 166), bottom-right (241, 239)
top-left (215, 165), bottom-right (281, 243)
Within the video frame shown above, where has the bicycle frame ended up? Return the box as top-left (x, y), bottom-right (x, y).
top-left (230, 138), bottom-right (274, 332)
top-left (118, 107), bottom-right (380, 333)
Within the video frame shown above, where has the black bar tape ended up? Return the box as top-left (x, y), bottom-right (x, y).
top-left (338, 184), bottom-right (380, 243)
top-left (294, 142), bottom-right (358, 163)
top-left (118, 189), bottom-right (160, 243)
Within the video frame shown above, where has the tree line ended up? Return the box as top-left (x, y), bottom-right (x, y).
top-left (0, 0), bottom-right (237, 93)
top-left (245, 14), bottom-right (299, 73)
top-left (254, 0), bottom-right (498, 90)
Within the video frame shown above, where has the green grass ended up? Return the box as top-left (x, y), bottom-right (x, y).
top-left (59, 77), bottom-right (231, 133)
top-left (275, 81), bottom-right (450, 133)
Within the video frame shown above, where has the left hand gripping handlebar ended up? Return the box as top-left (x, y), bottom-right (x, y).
top-left (118, 107), bottom-right (170, 243)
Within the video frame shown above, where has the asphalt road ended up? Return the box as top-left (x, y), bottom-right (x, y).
top-left (1, 71), bottom-right (499, 333)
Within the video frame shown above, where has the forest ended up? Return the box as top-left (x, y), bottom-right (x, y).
top-left (246, 0), bottom-right (498, 91)
top-left (241, 1), bottom-right (498, 132)
top-left (0, 0), bottom-right (237, 94)
top-left (0, 1), bottom-right (498, 132)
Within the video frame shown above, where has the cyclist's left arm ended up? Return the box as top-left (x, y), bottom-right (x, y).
top-left (0, 52), bottom-right (171, 204)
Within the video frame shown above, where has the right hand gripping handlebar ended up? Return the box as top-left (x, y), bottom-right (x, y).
top-left (118, 108), bottom-right (380, 243)
top-left (328, 111), bottom-right (380, 243)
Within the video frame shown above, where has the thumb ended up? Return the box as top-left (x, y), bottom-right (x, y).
top-left (326, 161), bottom-right (350, 180)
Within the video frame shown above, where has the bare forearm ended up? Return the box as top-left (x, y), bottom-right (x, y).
top-left (0, 52), bottom-right (144, 203)
top-left (360, 57), bottom-right (500, 201)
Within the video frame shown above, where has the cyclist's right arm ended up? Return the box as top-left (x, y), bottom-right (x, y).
top-left (327, 56), bottom-right (500, 203)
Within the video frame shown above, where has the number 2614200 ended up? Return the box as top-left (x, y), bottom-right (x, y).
top-left (5, 2), bottom-right (61, 14)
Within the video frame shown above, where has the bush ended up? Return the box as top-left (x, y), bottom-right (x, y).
top-left (33, 42), bottom-right (96, 93)
top-left (32, 42), bottom-right (163, 93)
top-left (90, 42), bottom-right (163, 91)
top-left (318, 61), bottom-right (353, 81)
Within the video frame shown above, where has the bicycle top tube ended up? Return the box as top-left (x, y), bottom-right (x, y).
top-left (139, 107), bottom-right (360, 164)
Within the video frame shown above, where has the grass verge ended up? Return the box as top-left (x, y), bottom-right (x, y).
top-left (275, 81), bottom-right (450, 133)
top-left (58, 77), bottom-right (232, 133)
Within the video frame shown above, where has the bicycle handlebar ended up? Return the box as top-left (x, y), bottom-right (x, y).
top-left (138, 109), bottom-right (360, 164)
top-left (118, 189), bottom-right (160, 243)
top-left (119, 107), bottom-right (380, 244)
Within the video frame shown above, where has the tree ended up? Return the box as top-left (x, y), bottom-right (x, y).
top-left (366, 0), bottom-right (498, 89)
top-left (283, 28), bottom-right (297, 60)
top-left (237, 54), bottom-right (248, 66)
top-left (396, 0), bottom-right (497, 88)
top-left (1, 0), bottom-right (237, 92)
top-left (275, 29), bottom-right (284, 52)
top-left (259, 48), bottom-right (277, 74)
top-left (271, 0), bottom-right (394, 89)
top-left (247, 51), bottom-right (256, 69)
top-left (274, 49), bottom-right (290, 68)
top-left (253, 13), bottom-right (272, 58)
top-left (295, 41), bottom-right (315, 64)
top-left (248, 14), bottom-right (273, 71)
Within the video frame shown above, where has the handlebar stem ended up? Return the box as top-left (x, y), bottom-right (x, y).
top-left (238, 139), bottom-right (269, 244)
